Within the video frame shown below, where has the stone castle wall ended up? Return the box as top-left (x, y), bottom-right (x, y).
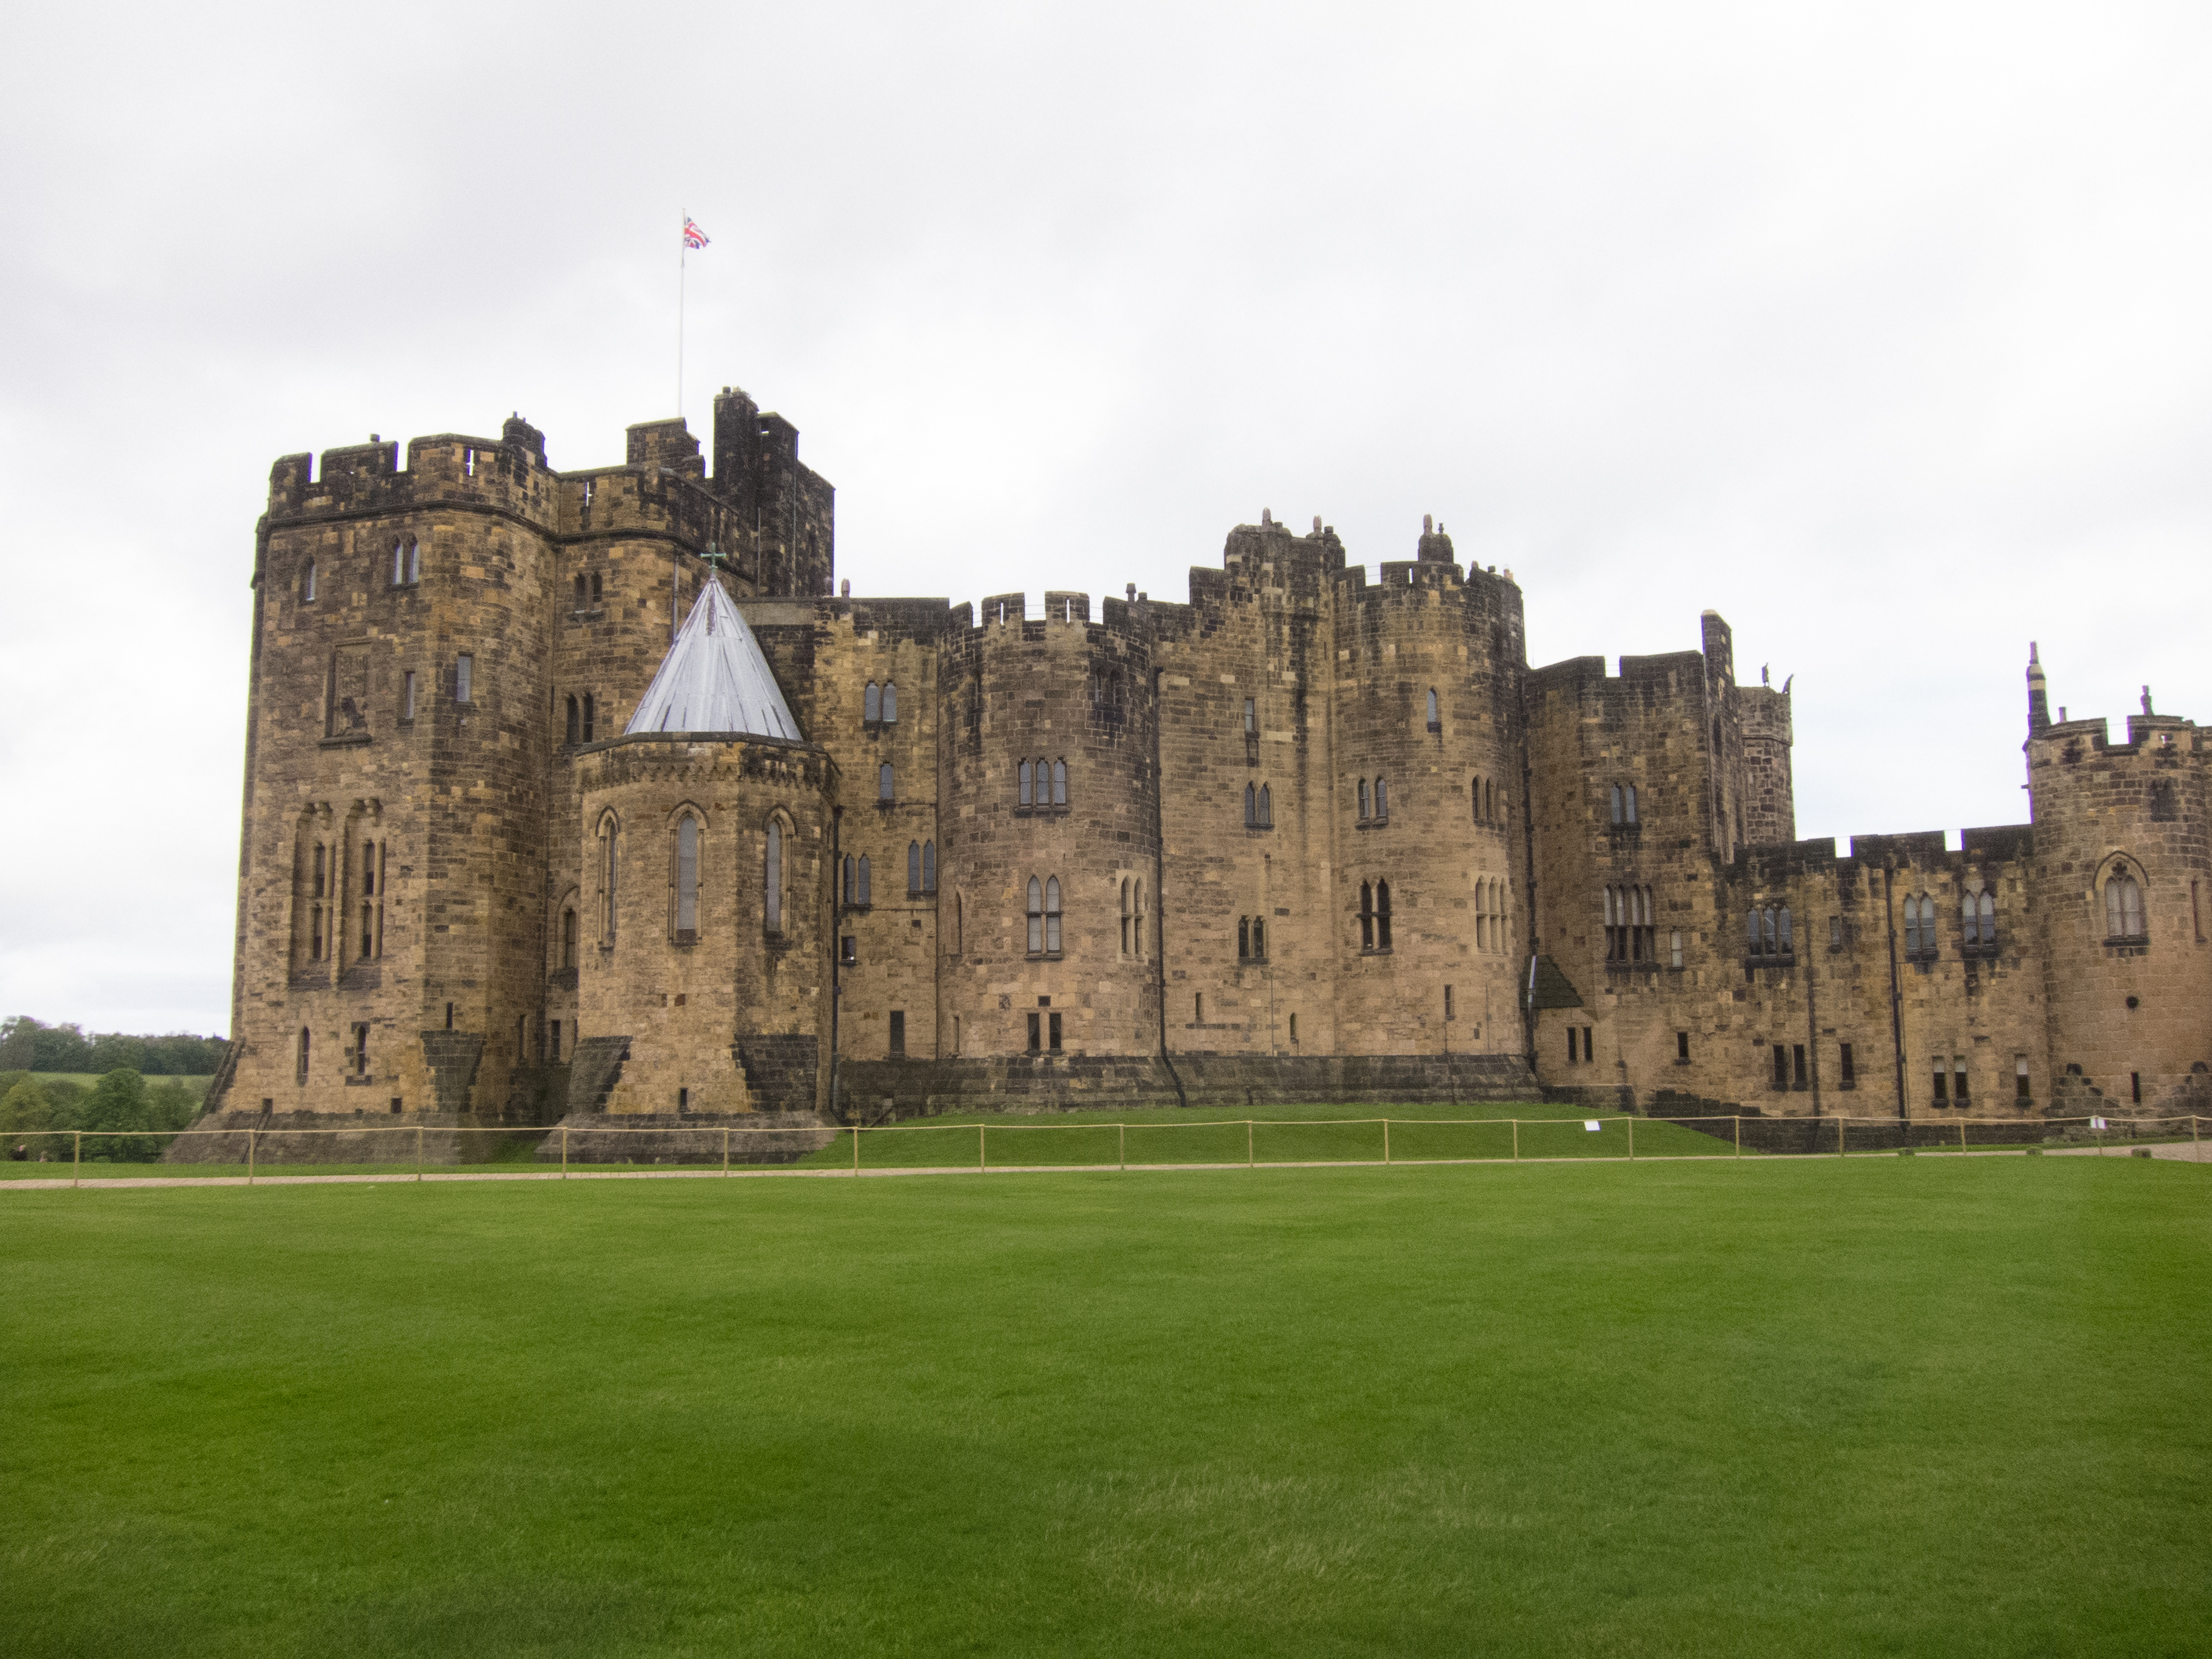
top-left (207, 383), bottom-right (2212, 1164)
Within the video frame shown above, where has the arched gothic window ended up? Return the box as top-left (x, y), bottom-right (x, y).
top-left (1775, 904), bottom-right (1790, 954)
top-left (297, 1026), bottom-right (310, 1084)
top-left (1426, 689), bottom-right (1440, 730)
top-left (857, 856), bottom-right (872, 907)
top-left (1045, 877), bottom-right (1062, 953)
top-left (591, 572), bottom-right (602, 603)
top-left (1624, 785), bottom-right (1638, 824)
top-left (864, 682), bottom-right (881, 723)
top-left (674, 816), bottom-right (699, 940)
top-left (1053, 759), bottom-right (1067, 806)
top-left (392, 540), bottom-right (407, 585)
top-left (908, 840), bottom-right (922, 894)
top-left (1028, 877), bottom-right (1044, 954)
top-left (406, 538), bottom-right (420, 584)
top-left (1019, 760), bottom-right (1034, 807)
top-left (882, 682), bottom-right (897, 723)
top-left (303, 558), bottom-right (317, 602)
top-left (583, 695), bottom-right (594, 741)
top-left (879, 763), bottom-right (894, 802)
top-left (922, 840), bottom-right (937, 893)
top-left (1962, 890), bottom-right (1997, 948)
top-left (1239, 916), bottom-right (1250, 959)
top-left (575, 574), bottom-right (588, 607)
top-left (1358, 779), bottom-right (1370, 820)
top-left (2105, 870), bottom-right (2145, 940)
top-left (1244, 783), bottom-right (1257, 826)
top-left (1612, 785), bottom-right (1624, 824)
top-left (565, 696), bottom-right (580, 745)
top-left (1121, 878), bottom-right (1131, 955)
top-left (1359, 882), bottom-right (1375, 950)
top-left (561, 907), bottom-right (577, 968)
top-left (1373, 777), bottom-right (1389, 819)
top-left (1375, 880), bottom-right (1393, 950)
top-left (1133, 879), bottom-right (1144, 957)
top-left (763, 820), bottom-right (782, 934)
top-left (1258, 784), bottom-right (1272, 827)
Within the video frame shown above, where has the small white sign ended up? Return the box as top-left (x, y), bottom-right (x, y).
top-left (2090, 1116), bottom-right (2108, 1131)
top-left (1584, 1119), bottom-right (1603, 1132)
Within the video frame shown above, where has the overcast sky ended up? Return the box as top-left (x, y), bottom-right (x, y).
top-left (4, 1), bottom-right (2206, 1036)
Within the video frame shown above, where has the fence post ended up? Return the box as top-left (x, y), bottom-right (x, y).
top-left (1384, 1118), bottom-right (1391, 1165)
top-left (1119, 1123), bottom-right (1125, 1171)
top-left (980, 1122), bottom-right (987, 1172)
top-left (723, 1126), bottom-right (730, 1176)
top-left (562, 1125), bottom-right (569, 1179)
top-left (74, 1130), bottom-right (82, 1188)
top-left (1247, 1120), bottom-right (1254, 1168)
top-left (2194, 1115), bottom-right (2201, 1161)
top-left (1959, 1120), bottom-right (1967, 1155)
top-left (246, 1128), bottom-right (253, 1185)
top-left (1734, 1116), bottom-right (1741, 1158)
top-left (1512, 1118), bottom-right (1518, 1162)
top-left (417, 1124), bottom-right (424, 1182)
top-left (852, 1125), bottom-right (860, 1177)
top-left (1838, 1116), bottom-right (1845, 1158)
top-left (1627, 1117), bottom-right (1635, 1161)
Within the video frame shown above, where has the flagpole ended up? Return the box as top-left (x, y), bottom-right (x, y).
top-left (677, 208), bottom-right (686, 423)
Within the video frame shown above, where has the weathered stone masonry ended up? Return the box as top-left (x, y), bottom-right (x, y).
top-left (198, 378), bottom-right (2212, 1159)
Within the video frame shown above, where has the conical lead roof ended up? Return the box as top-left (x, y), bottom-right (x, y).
top-left (625, 579), bottom-right (803, 741)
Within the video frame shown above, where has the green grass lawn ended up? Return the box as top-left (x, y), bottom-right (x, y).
top-left (4, 1161), bottom-right (2206, 1656)
top-left (24, 1071), bottom-right (215, 1099)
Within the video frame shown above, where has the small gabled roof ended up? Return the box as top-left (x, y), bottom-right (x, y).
top-left (625, 580), bottom-right (803, 742)
top-left (1524, 956), bottom-right (1585, 1011)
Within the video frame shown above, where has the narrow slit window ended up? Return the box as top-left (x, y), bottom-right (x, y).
top-left (403, 671), bottom-right (416, 720)
top-left (764, 821), bottom-right (783, 933)
top-left (454, 655), bottom-right (472, 703)
top-left (1120, 879), bottom-right (1131, 955)
top-left (2015, 1057), bottom-right (2030, 1100)
top-left (1019, 760), bottom-right (1034, 806)
top-left (575, 574), bottom-right (588, 608)
top-left (1840, 1042), bottom-right (1855, 1086)
top-left (865, 682), bottom-right (881, 723)
top-left (908, 840), bottom-right (922, 894)
top-left (297, 1027), bottom-right (310, 1083)
top-left (922, 840), bottom-right (936, 893)
top-left (1358, 779), bottom-right (1370, 820)
top-left (1045, 877), bottom-right (1062, 953)
top-left (1426, 688), bottom-right (1440, 730)
top-left (406, 538), bottom-right (420, 584)
top-left (856, 856), bottom-right (871, 907)
top-left (1374, 777), bottom-right (1388, 818)
top-left (1052, 759), bottom-right (1067, 806)
top-left (590, 572), bottom-right (602, 603)
top-left (583, 695), bottom-right (594, 741)
top-left (1245, 783), bottom-right (1257, 826)
top-left (1375, 880), bottom-right (1393, 950)
top-left (1359, 882), bottom-right (1375, 950)
top-left (1258, 784), bottom-right (1271, 826)
top-left (1028, 877), bottom-right (1044, 954)
top-left (303, 559), bottom-right (317, 602)
top-left (879, 763), bottom-right (894, 803)
top-left (1244, 697), bottom-right (1257, 734)
top-left (562, 907), bottom-right (577, 968)
top-left (882, 682), bottom-right (897, 723)
top-left (674, 816), bottom-right (699, 937)
top-left (1953, 1057), bottom-right (1969, 1104)
top-left (566, 696), bottom-right (580, 745)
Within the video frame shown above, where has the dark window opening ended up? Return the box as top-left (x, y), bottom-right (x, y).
top-left (1840, 1042), bottom-right (1855, 1087)
top-left (1443, 984), bottom-right (1454, 1021)
top-left (583, 695), bottom-right (594, 742)
top-left (1376, 880), bottom-right (1393, 950)
top-left (879, 763), bottom-right (894, 802)
top-left (1772, 1044), bottom-right (1789, 1088)
top-left (840, 935), bottom-right (857, 966)
top-left (889, 1011), bottom-right (905, 1056)
top-left (1426, 688), bottom-right (1440, 731)
top-left (1677, 1030), bottom-right (1690, 1061)
top-left (1244, 697), bottom-right (1256, 734)
top-left (1932, 1066), bottom-right (1948, 1105)
top-left (566, 696), bottom-right (580, 745)
top-left (2016, 1058), bottom-right (2031, 1101)
top-left (1048, 1012), bottom-right (1062, 1052)
top-left (1027, 1011), bottom-right (1042, 1051)
top-left (2131, 1071), bottom-right (2142, 1104)
top-left (1953, 1058), bottom-right (1969, 1104)
top-left (1793, 1044), bottom-right (1807, 1087)
top-left (590, 572), bottom-right (602, 603)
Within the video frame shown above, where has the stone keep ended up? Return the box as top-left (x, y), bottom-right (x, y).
top-left (203, 378), bottom-right (2212, 1155)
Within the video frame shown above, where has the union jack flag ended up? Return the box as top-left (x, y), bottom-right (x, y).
top-left (682, 217), bottom-right (709, 250)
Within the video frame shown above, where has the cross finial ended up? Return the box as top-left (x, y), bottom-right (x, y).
top-left (702, 542), bottom-right (724, 572)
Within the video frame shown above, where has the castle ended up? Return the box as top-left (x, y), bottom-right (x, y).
top-left (199, 379), bottom-right (2212, 1153)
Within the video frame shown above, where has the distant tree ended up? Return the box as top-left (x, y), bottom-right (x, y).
top-left (31, 1024), bottom-right (92, 1073)
top-left (1, 1077), bottom-right (56, 1134)
top-left (146, 1079), bottom-right (196, 1134)
top-left (87, 1032), bottom-right (150, 1074)
top-left (0, 1017), bottom-right (39, 1071)
top-left (79, 1069), bottom-right (160, 1162)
